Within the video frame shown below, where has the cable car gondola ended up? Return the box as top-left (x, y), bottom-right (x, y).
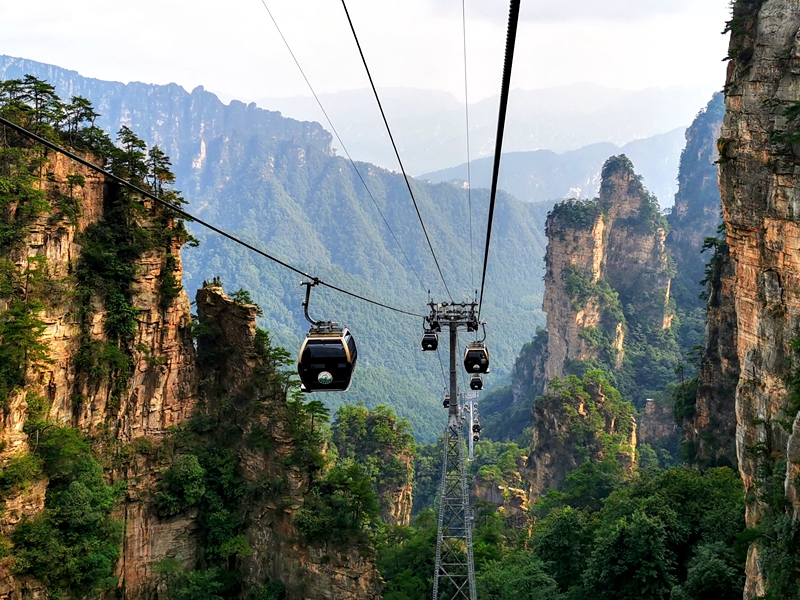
top-left (469, 374), bottom-right (483, 391)
top-left (443, 395), bottom-right (450, 409)
top-left (421, 332), bottom-right (439, 351)
top-left (297, 281), bottom-right (357, 392)
top-left (463, 342), bottom-right (490, 374)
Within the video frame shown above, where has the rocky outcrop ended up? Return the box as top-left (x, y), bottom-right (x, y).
top-left (514, 155), bottom-right (674, 411)
top-left (660, 91), bottom-right (738, 468)
top-left (542, 200), bottom-right (616, 381)
top-left (637, 398), bottom-right (681, 465)
top-left (667, 93), bottom-right (725, 311)
top-left (638, 399), bottom-right (678, 447)
top-left (378, 454), bottom-right (414, 527)
top-left (683, 242), bottom-right (739, 468)
top-left (524, 371), bottom-right (637, 500)
top-left (195, 286), bottom-right (382, 600)
top-left (472, 478), bottom-right (528, 529)
top-left (0, 144), bottom-right (199, 597)
top-left (716, 0), bottom-right (800, 595)
top-left (0, 135), bottom-right (382, 598)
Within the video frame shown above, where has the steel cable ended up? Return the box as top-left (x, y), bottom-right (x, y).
top-left (339, 0), bottom-right (454, 302)
top-left (477, 0), bottom-right (521, 321)
top-left (0, 116), bottom-right (426, 319)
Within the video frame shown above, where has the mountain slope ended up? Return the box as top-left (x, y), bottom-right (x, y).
top-left (421, 128), bottom-right (687, 208)
top-left (0, 55), bottom-right (547, 442)
top-left (261, 83), bottom-right (712, 174)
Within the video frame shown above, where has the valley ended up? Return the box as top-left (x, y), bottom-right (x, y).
top-left (0, 1), bottom-right (799, 598)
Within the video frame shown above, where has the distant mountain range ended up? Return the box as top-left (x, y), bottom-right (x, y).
top-left (259, 83), bottom-right (712, 176)
top-left (0, 54), bottom-right (712, 441)
top-left (0, 55), bottom-right (548, 442)
top-left (420, 127), bottom-right (687, 208)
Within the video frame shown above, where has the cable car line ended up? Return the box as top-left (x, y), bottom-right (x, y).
top-left (0, 116), bottom-right (426, 320)
top-left (436, 346), bottom-right (448, 390)
top-left (461, 0), bottom-right (475, 292)
top-left (477, 0), bottom-right (521, 322)
top-left (258, 0), bottom-right (425, 290)
top-left (339, 0), bottom-right (454, 303)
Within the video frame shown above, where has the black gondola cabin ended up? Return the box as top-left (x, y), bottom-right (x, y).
top-left (469, 374), bottom-right (483, 391)
top-left (463, 343), bottom-right (490, 374)
top-left (421, 332), bottom-right (439, 351)
top-left (298, 326), bottom-right (357, 392)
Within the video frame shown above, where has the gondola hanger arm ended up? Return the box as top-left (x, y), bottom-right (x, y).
top-left (301, 279), bottom-right (321, 326)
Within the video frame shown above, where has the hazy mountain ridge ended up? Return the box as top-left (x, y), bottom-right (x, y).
top-left (421, 127), bottom-right (687, 207)
top-left (0, 54), bottom-right (548, 442)
top-left (260, 82), bottom-right (711, 175)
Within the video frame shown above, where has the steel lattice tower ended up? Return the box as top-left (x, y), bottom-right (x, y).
top-left (431, 304), bottom-right (477, 600)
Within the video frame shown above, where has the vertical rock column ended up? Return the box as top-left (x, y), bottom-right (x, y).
top-left (718, 0), bottom-right (800, 595)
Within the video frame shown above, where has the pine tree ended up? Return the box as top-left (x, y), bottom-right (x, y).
top-left (113, 126), bottom-right (148, 182)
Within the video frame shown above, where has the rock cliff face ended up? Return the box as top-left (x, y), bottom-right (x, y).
top-left (683, 241), bottom-right (740, 468)
top-left (194, 286), bottom-right (382, 599)
top-left (638, 398), bottom-right (678, 451)
top-left (0, 143), bottom-right (199, 597)
top-left (715, 0), bottom-right (800, 595)
top-left (661, 92), bottom-right (739, 468)
top-left (377, 455), bottom-right (414, 527)
top-left (0, 136), bottom-right (381, 597)
top-left (666, 93), bottom-right (725, 311)
top-left (515, 155), bottom-right (674, 408)
top-left (523, 371), bottom-right (637, 499)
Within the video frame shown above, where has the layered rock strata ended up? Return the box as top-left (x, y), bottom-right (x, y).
top-left (515, 156), bottom-right (673, 406)
top-left (0, 142), bottom-right (381, 598)
top-left (716, 0), bottom-right (800, 595)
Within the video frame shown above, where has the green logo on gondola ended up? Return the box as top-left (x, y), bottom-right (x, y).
top-left (318, 371), bottom-right (333, 385)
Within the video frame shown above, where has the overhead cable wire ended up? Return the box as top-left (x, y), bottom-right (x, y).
top-left (339, 0), bottom-right (454, 302)
top-left (258, 0), bottom-right (424, 290)
top-left (461, 0), bottom-right (475, 293)
top-left (436, 346), bottom-right (448, 391)
top-left (477, 0), bottom-right (521, 321)
top-left (0, 116), bottom-right (426, 319)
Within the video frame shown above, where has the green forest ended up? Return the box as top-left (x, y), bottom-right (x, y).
top-left (1, 65), bottom-right (798, 600)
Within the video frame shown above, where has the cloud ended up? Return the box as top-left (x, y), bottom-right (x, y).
top-left (429, 0), bottom-right (705, 23)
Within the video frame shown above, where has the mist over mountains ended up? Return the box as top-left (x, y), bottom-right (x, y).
top-left (260, 83), bottom-right (711, 176)
top-left (421, 127), bottom-right (687, 207)
top-left (0, 54), bottom-right (708, 440)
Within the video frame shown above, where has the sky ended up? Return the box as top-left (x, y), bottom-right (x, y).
top-left (1, 0), bottom-right (732, 104)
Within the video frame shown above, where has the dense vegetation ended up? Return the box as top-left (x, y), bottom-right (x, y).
top-left (331, 403), bottom-right (415, 520)
top-left (382, 457), bottom-right (746, 600)
top-left (151, 309), bottom-right (418, 597)
top-left (11, 426), bottom-right (124, 597)
top-left (0, 76), bottom-right (193, 597)
top-left (549, 198), bottom-right (604, 230)
top-left (0, 64), bottom-right (551, 443)
top-left (380, 369), bottom-right (745, 600)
